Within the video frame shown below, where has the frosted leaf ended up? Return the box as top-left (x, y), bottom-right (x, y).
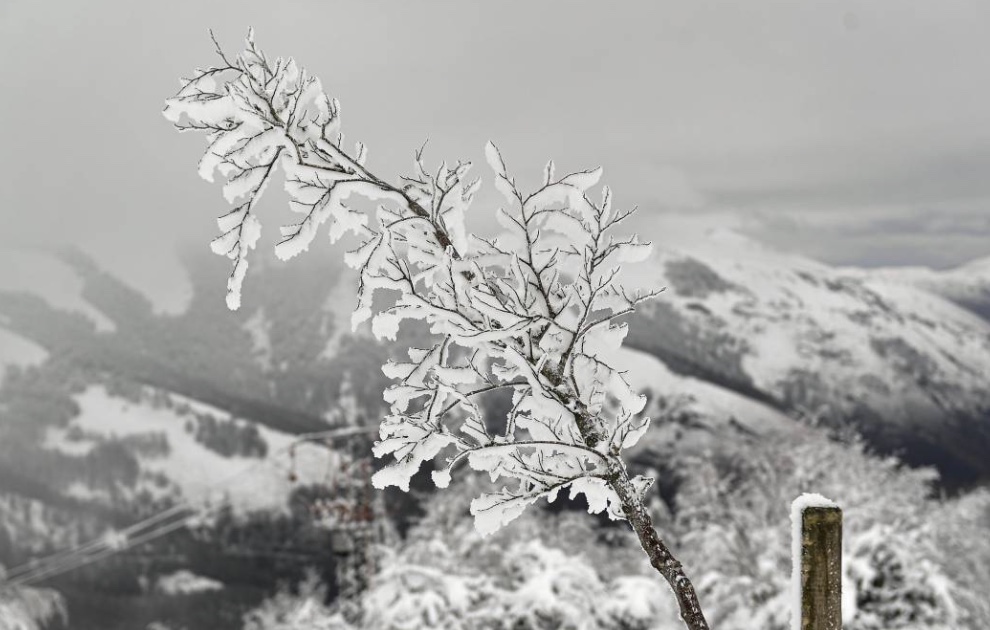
top-left (198, 125), bottom-right (256, 183)
top-left (327, 204), bottom-right (368, 244)
top-left (372, 428), bottom-right (456, 492)
top-left (432, 365), bottom-right (479, 386)
top-left (485, 141), bottom-right (516, 203)
top-left (162, 91), bottom-right (238, 130)
top-left (613, 239), bottom-right (653, 264)
top-left (495, 206), bottom-right (523, 233)
top-left (383, 384), bottom-right (430, 414)
top-left (407, 347), bottom-right (433, 363)
top-left (459, 408), bottom-right (490, 445)
top-left (277, 180), bottom-right (378, 261)
top-left (568, 477), bottom-right (624, 520)
top-left (484, 141), bottom-right (507, 178)
top-left (582, 322), bottom-right (628, 355)
top-left (372, 311), bottom-right (402, 341)
top-left (382, 359), bottom-right (417, 381)
top-left (537, 325), bottom-right (573, 359)
top-left (617, 415), bottom-right (651, 450)
top-left (432, 469), bottom-right (452, 489)
top-left (523, 168), bottom-right (603, 223)
top-left (222, 213), bottom-right (262, 311)
top-left (558, 167), bottom-right (603, 192)
top-left (351, 305), bottom-right (372, 331)
top-left (343, 233), bottom-right (383, 271)
top-left (470, 484), bottom-right (545, 537)
top-left (514, 393), bottom-right (581, 444)
top-left (628, 474), bottom-right (654, 502)
top-left (222, 161), bottom-right (273, 204)
top-left (215, 205), bottom-right (249, 234)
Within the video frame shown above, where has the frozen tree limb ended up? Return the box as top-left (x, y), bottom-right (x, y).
top-left (164, 30), bottom-right (710, 630)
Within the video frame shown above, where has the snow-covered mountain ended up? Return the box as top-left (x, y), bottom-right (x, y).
top-left (848, 256), bottom-right (990, 322)
top-left (620, 222), bottom-right (990, 486)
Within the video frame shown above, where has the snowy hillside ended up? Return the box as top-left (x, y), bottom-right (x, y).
top-left (614, 346), bottom-right (797, 437)
top-left (849, 256), bottom-right (990, 321)
top-left (42, 386), bottom-right (341, 513)
top-left (622, 221), bottom-right (990, 485)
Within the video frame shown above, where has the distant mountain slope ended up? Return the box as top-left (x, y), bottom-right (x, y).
top-left (622, 224), bottom-right (990, 487)
top-left (0, 247), bottom-right (392, 436)
top-left (853, 256), bottom-right (990, 321)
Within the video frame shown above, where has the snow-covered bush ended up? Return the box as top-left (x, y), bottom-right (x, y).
top-left (244, 474), bottom-right (679, 630)
top-left (0, 582), bottom-right (66, 630)
top-left (670, 429), bottom-right (978, 629)
top-left (349, 536), bottom-right (677, 630)
top-left (242, 570), bottom-right (349, 630)
top-left (926, 488), bottom-right (990, 628)
top-left (165, 30), bottom-right (708, 628)
top-left (360, 539), bottom-right (497, 630)
top-left (844, 524), bottom-right (957, 630)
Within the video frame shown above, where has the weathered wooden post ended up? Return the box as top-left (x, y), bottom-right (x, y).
top-left (791, 494), bottom-right (842, 630)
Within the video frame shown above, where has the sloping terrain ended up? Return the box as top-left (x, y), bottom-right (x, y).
top-left (622, 223), bottom-right (990, 486)
top-left (851, 256), bottom-right (990, 321)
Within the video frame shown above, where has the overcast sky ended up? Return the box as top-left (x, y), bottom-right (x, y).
top-left (2, 0), bottom-right (988, 299)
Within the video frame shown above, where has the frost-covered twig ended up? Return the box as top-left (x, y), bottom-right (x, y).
top-left (164, 31), bottom-right (710, 630)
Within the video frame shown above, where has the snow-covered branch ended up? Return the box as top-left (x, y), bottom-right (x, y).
top-left (165, 31), bottom-right (710, 630)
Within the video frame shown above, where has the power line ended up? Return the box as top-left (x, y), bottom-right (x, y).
top-left (4, 516), bottom-right (197, 589)
top-left (0, 426), bottom-right (376, 591)
top-left (1, 503), bottom-right (194, 583)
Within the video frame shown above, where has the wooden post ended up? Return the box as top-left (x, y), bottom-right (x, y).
top-left (793, 495), bottom-right (842, 630)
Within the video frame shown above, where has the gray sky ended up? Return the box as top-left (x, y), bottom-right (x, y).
top-left (2, 0), bottom-right (989, 299)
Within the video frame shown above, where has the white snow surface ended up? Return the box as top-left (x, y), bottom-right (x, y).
top-left (43, 386), bottom-right (338, 512)
top-left (0, 249), bottom-right (115, 332)
top-left (154, 570), bottom-right (223, 595)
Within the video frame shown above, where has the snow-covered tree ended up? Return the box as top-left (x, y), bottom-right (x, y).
top-left (163, 30), bottom-right (708, 629)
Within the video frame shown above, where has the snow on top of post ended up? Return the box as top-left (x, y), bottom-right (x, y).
top-left (791, 492), bottom-right (838, 514)
top-left (790, 493), bottom-right (838, 630)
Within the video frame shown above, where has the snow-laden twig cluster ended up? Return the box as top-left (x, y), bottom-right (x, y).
top-left (163, 31), bottom-right (660, 537)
